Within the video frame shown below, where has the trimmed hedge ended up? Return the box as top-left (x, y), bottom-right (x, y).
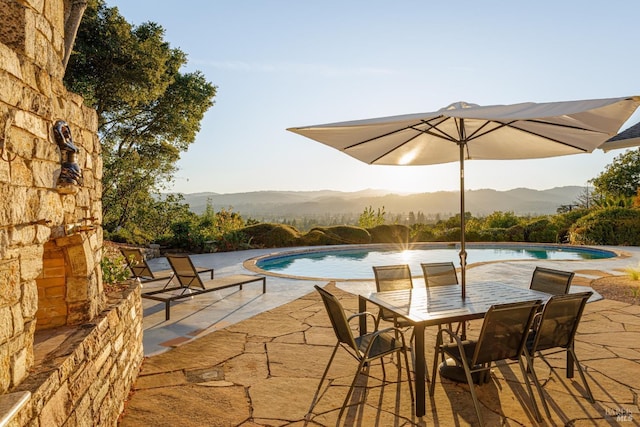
top-left (368, 224), bottom-right (411, 243)
top-left (570, 207), bottom-right (640, 245)
top-left (300, 226), bottom-right (371, 245)
top-left (241, 223), bottom-right (301, 247)
top-left (524, 218), bottom-right (559, 243)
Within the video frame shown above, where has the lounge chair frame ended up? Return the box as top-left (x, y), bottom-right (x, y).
top-left (141, 254), bottom-right (265, 320)
top-left (120, 247), bottom-right (213, 286)
top-left (120, 247), bottom-right (173, 285)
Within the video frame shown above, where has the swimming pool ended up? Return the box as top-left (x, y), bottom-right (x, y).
top-left (254, 243), bottom-right (617, 280)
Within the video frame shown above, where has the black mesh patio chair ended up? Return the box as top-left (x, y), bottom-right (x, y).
top-left (421, 262), bottom-right (462, 339)
top-left (523, 291), bottom-right (594, 419)
top-left (308, 285), bottom-right (414, 421)
top-left (529, 266), bottom-right (574, 295)
top-left (421, 262), bottom-right (459, 287)
top-left (372, 264), bottom-right (415, 328)
top-left (430, 299), bottom-right (543, 426)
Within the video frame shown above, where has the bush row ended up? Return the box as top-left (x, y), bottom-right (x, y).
top-left (239, 207), bottom-right (640, 249)
top-left (107, 206), bottom-right (640, 252)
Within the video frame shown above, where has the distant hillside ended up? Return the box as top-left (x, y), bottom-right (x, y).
top-left (177, 186), bottom-right (584, 220)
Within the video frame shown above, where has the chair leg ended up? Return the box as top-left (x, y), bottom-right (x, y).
top-left (568, 347), bottom-right (594, 403)
top-left (518, 356), bottom-right (542, 422)
top-left (524, 351), bottom-right (552, 419)
top-left (402, 345), bottom-right (415, 403)
top-left (307, 343), bottom-right (339, 417)
top-left (436, 325), bottom-right (447, 363)
top-left (460, 359), bottom-right (485, 427)
top-left (429, 333), bottom-right (443, 396)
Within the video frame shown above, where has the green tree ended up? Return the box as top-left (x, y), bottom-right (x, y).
top-left (358, 206), bottom-right (386, 228)
top-left (484, 211), bottom-right (520, 229)
top-left (65, 0), bottom-right (217, 234)
top-left (591, 149), bottom-right (640, 199)
top-left (132, 193), bottom-right (193, 241)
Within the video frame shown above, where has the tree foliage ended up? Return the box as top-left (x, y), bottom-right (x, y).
top-left (358, 206), bottom-right (386, 228)
top-left (64, 0), bottom-right (217, 234)
top-left (590, 149), bottom-right (640, 199)
top-left (483, 211), bottom-right (520, 229)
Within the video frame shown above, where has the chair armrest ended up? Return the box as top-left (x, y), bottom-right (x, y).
top-left (347, 311), bottom-right (377, 326)
top-left (361, 326), bottom-right (410, 355)
top-left (531, 311), bottom-right (543, 330)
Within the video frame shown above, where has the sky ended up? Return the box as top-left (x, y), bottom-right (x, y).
top-left (106, 0), bottom-right (640, 196)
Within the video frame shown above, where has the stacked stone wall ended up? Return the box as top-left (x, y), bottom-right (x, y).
top-left (10, 286), bottom-right (143, 427)
top-left (0, 0), bottom-right (143, 425)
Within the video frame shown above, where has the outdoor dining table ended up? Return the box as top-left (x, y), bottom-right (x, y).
top-left (358, 282), bottom-right (555, 418)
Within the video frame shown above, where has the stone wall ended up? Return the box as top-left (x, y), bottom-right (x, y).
top-left (10, 285), bottom-right (143, 427)
top-left (0, 0), bottom-right (143, 425)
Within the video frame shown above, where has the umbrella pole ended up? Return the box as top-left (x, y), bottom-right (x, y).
top-left (459, 140), bottom-right (467, 299)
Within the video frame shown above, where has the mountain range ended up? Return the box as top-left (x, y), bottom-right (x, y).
top-left (179, 186), bottom-right (585, 220)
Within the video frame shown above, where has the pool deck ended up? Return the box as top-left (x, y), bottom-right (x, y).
top-left (119, 245), bottom-right (640, 426)
top-left (139, 244), bottom-right (639, 356)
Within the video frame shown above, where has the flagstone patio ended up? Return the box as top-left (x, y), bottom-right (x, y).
top-left (119, 279), bottom-right (640, 426)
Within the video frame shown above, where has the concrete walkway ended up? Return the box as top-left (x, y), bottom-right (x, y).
top-left (120, 245), bottom-right (640, 425)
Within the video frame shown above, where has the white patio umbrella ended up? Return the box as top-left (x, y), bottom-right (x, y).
top-left (287, 96), bottom-right (640, 298)
top-left (599, 121), bottom-right (640, 152)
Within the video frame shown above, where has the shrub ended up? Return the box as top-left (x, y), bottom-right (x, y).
top-left (624, 262), bottom-right (640, 281)
top-left (434, 227), bottom-right (462, 242)
top-left (505, 224), bottom-right (525, 241)
top-left (551, 209), bottom-right (592, 243)
top-left (411, 224), bottom-right (436, 242)
top-left (101, 246), bottom-right (130, 285)
top-left (169, 219), bottom-right (206, 252)
top-left (368, 224), bottom-right (411, 243)
top-left (104, 227), bottom-right (150, 246)
top-left (476, 228), bottom-right (509, 242)
top-left (214, 230), bottom-right (253, 252)
top-left (298, 229), bottom-right (339, 246)
top-left (524, 218), bottom-right (558, 243)
top-left (463, 230), bottom-right (482, 242)
top-left (306, 225), bottom-right (371, 244)
top-left (241, 223), bottom-right (301, 247)
top-left (484, 211), bottom-right (520, 228)
top-left (570, 207), bottom-right (640, 245)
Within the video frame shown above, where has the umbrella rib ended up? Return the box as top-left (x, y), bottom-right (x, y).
top-left (416, 116), bottom-right (460, 142)
top-left (343, 115), bottom-right (456, 151)
top-left (343, 124), bottom-right (423, 151)
top-left (368, 132), bottom-right (422, 164)
top-left (368, 117), bottom-right (464, 163)
top-left (466, 119), bottom-right (601, 152)
top-left (346, 116), bottom-right (460, 164)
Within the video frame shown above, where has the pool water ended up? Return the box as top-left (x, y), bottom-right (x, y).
top-left (256, 244), bottom-right (616, 279)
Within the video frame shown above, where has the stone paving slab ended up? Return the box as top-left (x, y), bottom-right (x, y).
top-left (120, 282), bottom-right (640, 426)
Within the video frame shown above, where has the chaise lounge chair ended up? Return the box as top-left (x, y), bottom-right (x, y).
top-left (141, 254), bottom-right (266, 320)
top-left (120, 247), bottom-right (213, 286)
